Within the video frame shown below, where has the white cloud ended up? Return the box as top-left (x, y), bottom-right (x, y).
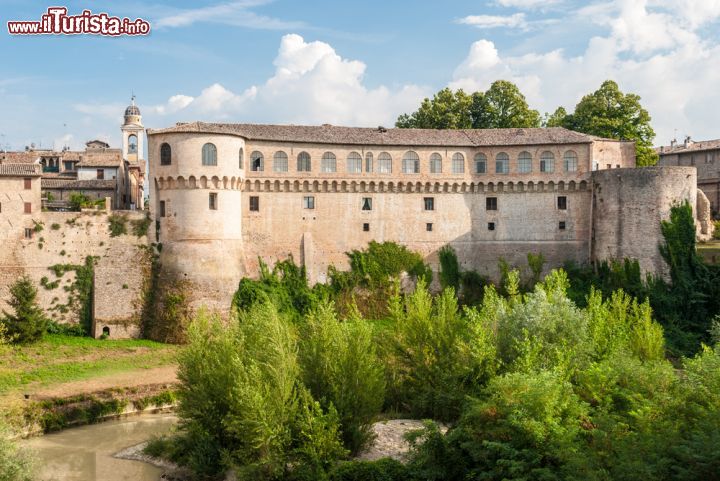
top-left (153, 0), bottom-right (305, 30)
top-left (149, 34), bottom-right (428, 127)
top-left (495, 0), bottom-right (562, 8)
top-left (451, 0), bottom-right (720, 143)
top-left (457, 13), bottom-right (527, 29)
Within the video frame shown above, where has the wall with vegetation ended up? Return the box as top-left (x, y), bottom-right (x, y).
top-left (0, 210), bottom-right (151, 338)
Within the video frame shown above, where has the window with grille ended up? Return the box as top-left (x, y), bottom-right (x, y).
top-left (363, 223), bottom-right (370, 232)
top-left (249, 196), bottom-right (260, 211)
top-left (161, 143), bottom-right (172, 166)
top-left (426, 223), bottom-right (433, 232)
top-left (495, 153), bottom-right (509, 174)
top-left (488, 222), bottom-right (495, 231)
top-left (518, 151), bottom-right (532, 173)
top-left (273, 151), bottom-right (288, 172)
top-left (402, 151), bottom-right (420, 173)
top-left (202, 143), bottom-right (217, 166)
top-left (251, 151), bottom-right (264, 172)
top-left (474, 153), bottom-right (487, 174)
top-left (563, 151), bottom-right (577, 172)
top-left (559, 221), bottom-right (566, 230)
top-left (452, 153), bottom-right (465, 174)
top-left (209, 193), bottom-right (218, 210)
top-left (430, 153), bottom-right (442, 173)
top-left (347, 152), bottom-right (362, 173)
top-left (540, 151), bottom-right (555, 173)
top-left (321, 152), bottom-right (337, 173)
top-left (297, 152), bottom-right (311, 172)
top-left (557, 196), bottom-right (567, 210)
top-left (377, 152), bottom-right (392, 173)
top-left (486, 197), bottom-right (497, 210)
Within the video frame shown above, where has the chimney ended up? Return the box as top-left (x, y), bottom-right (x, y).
top-left (670, 139), bottom-right (676, 148)
top-left (684, 135), bottom-right (692, 147)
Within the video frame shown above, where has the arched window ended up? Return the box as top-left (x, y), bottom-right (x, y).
top-left (402, 151), bottom-right (420, 173)
top-left (250, 151), bottom-right (264, 172)
top-left (540, 151), bottom-right (555, 173)
top-left (202, 143), bottom-right (217, 166)
top-left (378, 152), bottom-right (392, 173)
top-left (160, 143), bottom-right (171, 166)
top-left (347, 152), bottom-right (362, 173)
top-left (297, 152), bottom-right (311, 172)
top-left (321, 152), bottom-right (337, 173)
top-left (365, 152), bottom-right (373, 173)
top-left (496, 153), bottom-right (509, 174)
top-left (273, 151), bottom-right (288, 172)
top-left (452, 153), bottom-right (465, 174)
top-left (430, 153), bottom-right (442, 173)
top-left (564, 151), bottom-right (578, 172)
top-left (128, 134), bottom-right (138, 154)
top-left (518, 151), bottom-right (532, 173)
top-left (239, 148), bottom-right (244, 169)
top-left (474, 153), bottom-right (487, 174)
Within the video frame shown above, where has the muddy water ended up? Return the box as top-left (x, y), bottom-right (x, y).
top-left (23, 413), bottom-right (177, 481)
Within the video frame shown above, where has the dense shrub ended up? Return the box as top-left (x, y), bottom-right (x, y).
top-left (300, 302), bottom-right (385, 454)
top-left (0, 425), bottom-right (34, 481)
top-left (1, 276), bottom-right (48, 344)
top-left (330, 458), bottom-right (412, 481)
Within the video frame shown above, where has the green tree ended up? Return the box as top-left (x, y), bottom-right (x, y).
top-left (395, 88), bottom-right (473, 129)
top-left (562, 80), bottom-right (658, 166)
top-left (471, 80), bottom-right (541, 129)
top-left (543, 106), bottom-right (568, 127)
top-left (1, 276), bottom-right (47, 344)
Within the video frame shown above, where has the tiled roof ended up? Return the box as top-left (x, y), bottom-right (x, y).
top-left (0, 152), bottom-right (41, 164)
top-left (76, 150), bottom-right (122, 167)
top-left (0, 163), bottom-right (42, 176)
top-left (148, 122), bottom-right (604, 147)
top-left (657, 139), bottom-right (720, 155)
top-left (42, 178), bottom-right (116, 190)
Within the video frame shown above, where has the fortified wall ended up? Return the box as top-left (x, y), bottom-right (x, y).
top-left (0, 210), bottom-right (151, 339)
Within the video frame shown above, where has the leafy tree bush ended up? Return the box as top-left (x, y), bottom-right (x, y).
top-left (330, 458), bottom-right (412, 481)
top-left (438, 245), bottom-right (460, 291)
top-left (0, 425), bottom-right (34, 481)
top-left (300, 302), bottom-right (385, 454)
top-left (1, 276), bottom-right (47, 344)
top-left (385, 280), bottom-right (496, 420)
top-left (68, 192), bottom-right (91, 211)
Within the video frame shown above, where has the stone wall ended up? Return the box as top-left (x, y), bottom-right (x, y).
top-left (0, 210), bottom-right (151, 339)
top-left (591, 166), bottom-right (697, 276)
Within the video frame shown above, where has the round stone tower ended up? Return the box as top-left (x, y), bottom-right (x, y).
top-left (147, 126), bottom-right (246, 313)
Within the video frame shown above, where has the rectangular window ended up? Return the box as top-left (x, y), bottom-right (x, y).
top-left (303, 196), bottom-right (315, 209)
top-left (606, 164), bottom-right (612, 169)
top-left (249, 196), bottom-right (260, 212)
top-left (24, 228), bottom-right (32, 239)
top-left (557, 196), bottom-right (567, 210)
top-left (363, 223), bottom-right (370, 232)
top-left (486, 197), bottom-right (497, 211)
top-left (159, 200), bottom-right (166, 217)
top-left (559, 221), bottom-right (566, 230)
top-left (24, 202), bottom-right (31, 214)
top-left (488, 222), bottom-right (495, 231)
top-left (616, 164), bottom-right (620, 168)
top-left (362, 197), bottom-right (372, 211)
top-left (97, 169), bottom-right (104, 180)
top-left (209, 193), bottom-right (218, 210)
top-left (426, 223), bottom-right (433, 232)
top-left (23, 178), bottom-right (32, 189)
top-left (424, 197), bottom-right (435, 211)
top-left (63, 161), bottom-right (74, 171)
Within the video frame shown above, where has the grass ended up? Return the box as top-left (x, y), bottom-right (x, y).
top-left (0, 334), bottom-right (178, 394)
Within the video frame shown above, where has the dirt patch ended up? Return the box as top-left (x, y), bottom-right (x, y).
top-left (356, 419), bottom-right (448, 462)
top-left (28, 364), bottom-right (177, 399)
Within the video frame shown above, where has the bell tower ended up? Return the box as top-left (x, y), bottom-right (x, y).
top-left (121, 94), bottom-right (144, 163)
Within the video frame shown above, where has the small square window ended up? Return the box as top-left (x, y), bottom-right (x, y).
top-left (363, 223), bottom-right (370, 232)
top-left (557, 196), bottom-right (567, 210)
top-left (97, 169), bottom-right (104, 180)
top-left (23, 178), bottom-right (32, 189)
top-left (303, 196), bottom-right (315, 209)
top-left (606, 164), bottom-right (612, 169)
top-left (24, 202), bottom-right (31, 214)
top-left (426, 223), bottom-right (433, 232)
top-left (24, 228), bottom-right (32, 239)
top-left (249, 196), bottom-right (260, 212)
top-left (159, 200), bottom-right (166, 217)
top-left (486, 197), bottom-right (497, 211)
top-left (424, 197), bottom-right (435, 211)
top-left (362, 197), bottom-right (372, 211)
top-left (616, 164), bottom-right (620, 168)
top-left (488, 222), bottom-right (495, 231)
top-left (209, 193), bottom-right (218, 210)
top-left (559, 221), bottom-right (566, 230)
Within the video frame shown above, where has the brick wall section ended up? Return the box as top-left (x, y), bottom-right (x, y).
top-left (0, 210), bottom-right (150, 338)
top-left (591, 166), bottom-right (697, 276)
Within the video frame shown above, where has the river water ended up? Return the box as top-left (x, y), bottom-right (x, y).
top-left (22, 413), bottom-right (178, 481)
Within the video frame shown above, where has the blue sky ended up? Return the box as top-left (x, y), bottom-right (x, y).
top-left (1, 0), bottom-right (719, 151)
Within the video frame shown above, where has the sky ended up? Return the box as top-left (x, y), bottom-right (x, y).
top-left (1, 0), bottom-right (719, 152)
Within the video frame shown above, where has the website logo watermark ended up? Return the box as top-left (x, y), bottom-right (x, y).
top-left (7, 7), bottom-right (150, 36)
